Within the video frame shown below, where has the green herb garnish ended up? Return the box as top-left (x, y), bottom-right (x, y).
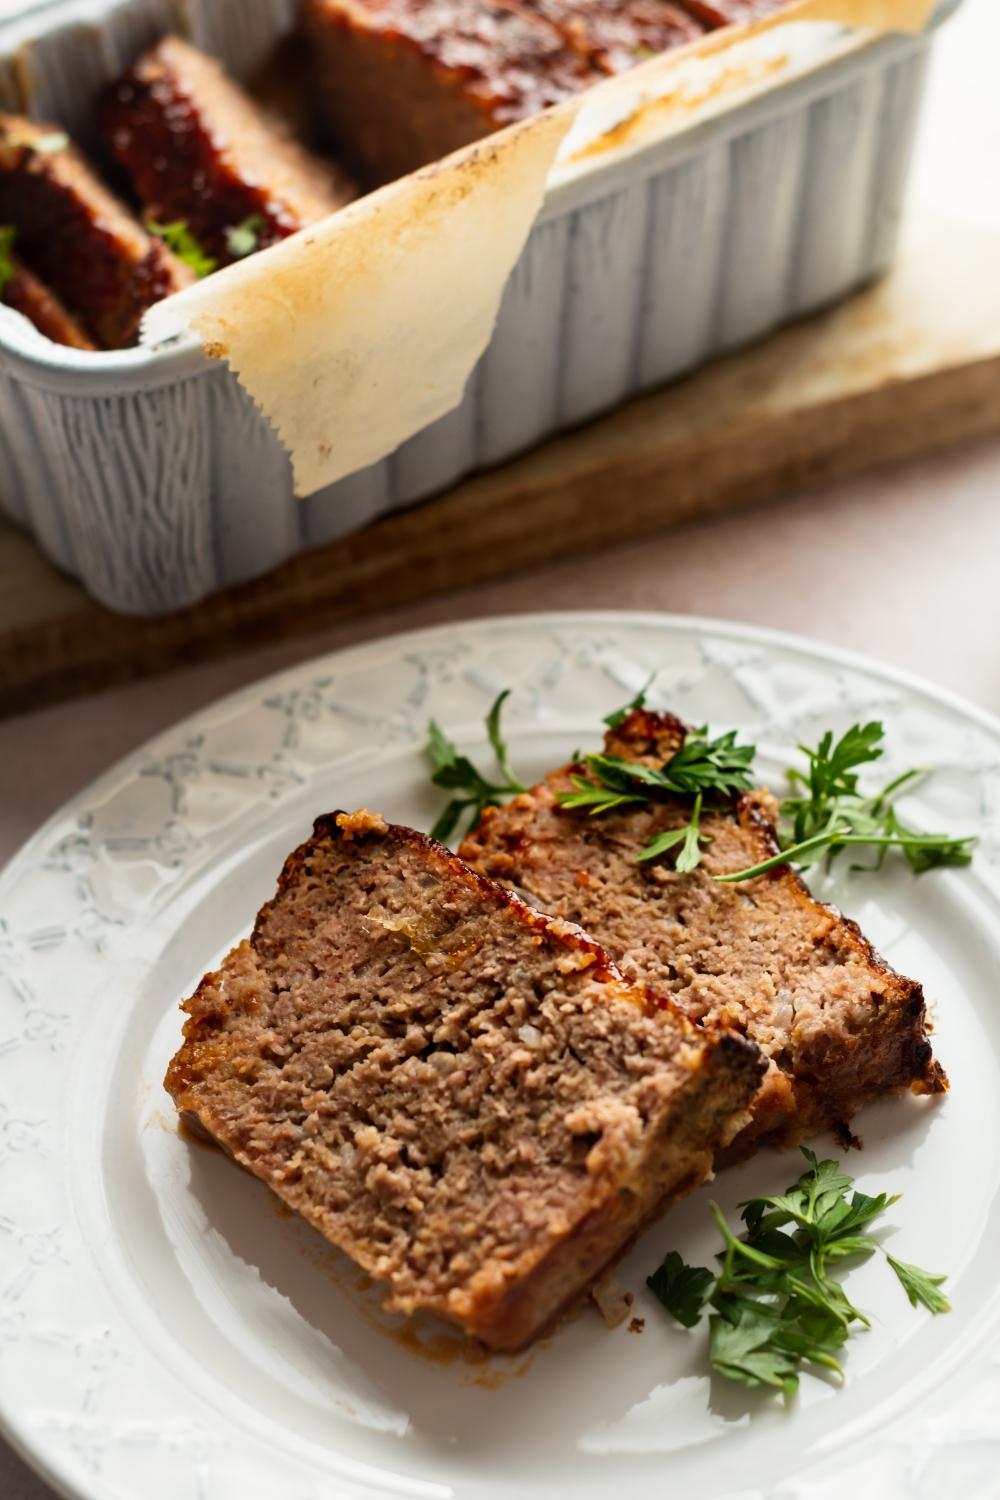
top-left (0, 225), bottom-right (15, 296)
top-left (718, 721), bottom-right (976, 883)
top-left (603, 675), bottom-right (655, 731)
top-left (648, 1148), bottom-right (949, 1397)
top-left (559, 726), bottom-right (756, 809)
top-left (646, 1250), bottom-right (714, 1328)
top-left (148, 219), bottom-right (217, 279)
top-left (635, 791), bottom-right (708, 872)
top-left (225, 214), bottom-right (265, 259)
top-left (424, 694), bottom-right (974, 882)
top-left (426, 690), bottom-right (525, 843)
top-left (885, 1254), bottom-right (952, 1314)
top-left (557, 725), bottom-right (755, 869)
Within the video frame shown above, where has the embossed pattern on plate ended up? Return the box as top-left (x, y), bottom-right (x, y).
top-left (1, 612), bottom-right (999, 1500)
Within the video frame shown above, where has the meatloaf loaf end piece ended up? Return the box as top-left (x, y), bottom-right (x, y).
top-left (100, 36), bottom-right (357, 265)
top-left (165, 809), bottom-right (763, 1350)
top-left (522, 0), bottom-right (704, 74)
top-left (0, 113), bottom-right (192, 349)
top-left (2, 257), bottom-right (96, 349)
top-left (460, 709), bottom-right (947, 1156)
top-left (300, 0), bottom-right (602, 185)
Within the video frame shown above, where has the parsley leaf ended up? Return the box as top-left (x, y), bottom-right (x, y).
top-left (426, 690), bottom-right (525, 843)
top-left (560, 727), bottom-right (755, 813)
top-left (646, 1249), bottom-right (714, 1327)
top-left (485, 687), bottom-right (521, 788)
top-left (648, 1148), bottom-right (949, 1399)
top-left (789, 721), bottom-right (885, 822)
top-left (557, 759), bottom-right (651, 817)
top-left (717, 722), bottom-right (976, 884)
top-left (662, 727), bottom-right (757, 796)
top-left (708, 1300), bottom-right (801, 1393)
top-left (148, 219), bottom-right (217, 279)
top-left (0, 225), bottom-right (15, 296)
top-left (886, 1255), bottom-right (951, 1314)
top-left (636, 791), bottom-right (709, 872)
top-left (603, 674), bottom-right (655, 731)
top-left (557, 726), bottom-right (756, 873)
top-left (225, 214), bottom-right (265, 259)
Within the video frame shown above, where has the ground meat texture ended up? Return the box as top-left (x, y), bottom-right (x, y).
top-left (165, 811), bottom-right (763, 1350)
top-left (2, 259), bottom-right (96, 349)
top-left (521, 0), bottom-right (704, 73)
top-left (300, 0), bottom-right (603, 185)
top-left (99, 36), bottom-right (357, 266)
top-left (0, 114), bottom-right (191, 349)
top-left (460, 709), bottom-right (947, 1156)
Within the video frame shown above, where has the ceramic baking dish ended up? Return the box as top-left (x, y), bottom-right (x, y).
top-left (0, 0), bottom-right (958, 615)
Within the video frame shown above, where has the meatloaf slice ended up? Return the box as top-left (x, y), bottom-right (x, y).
top-left (460, 709), bottom-right (946, 1156)
top-left (0, 114), bottom-right (192, 349)
top-left (1, 256), bottom-right (96, 349)
top-left (300, 0), bottom-right (602, 185)
top-left (165, 809), bottom-right (762, 1350)
top-left (99, 36), bottom-right (356, 266)
top-left (522, 0), bottom-right (704, 74)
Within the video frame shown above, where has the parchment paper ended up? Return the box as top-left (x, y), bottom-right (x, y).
top-left (142, 0), bottom-right (938, 497)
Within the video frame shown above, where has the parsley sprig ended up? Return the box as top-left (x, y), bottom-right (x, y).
top-left (423, 688), bottom-right (974, 883)
top-left (0, 225), bottom-right (15, 296)
top-left (718, 721), bottom-right (976, 883)
top-left (556, 725), bottom-right (755, 869)
top-left (426, 690), bottom-right (525, 843)
top-left (648, 1148), bottom-right (949, 1397)
top-left (148, 219), bottom-right (217, 279)
top-left (603, 675), bottom-right (654, 731)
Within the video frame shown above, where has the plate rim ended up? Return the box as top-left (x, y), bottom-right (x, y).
top-left (2, 607), bottom-right (998, 1500)
top-left (3, 609), bottom-right (999, 891)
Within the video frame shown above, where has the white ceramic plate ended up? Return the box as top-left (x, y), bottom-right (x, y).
top-left (2, 612), bottom-right (999, 1500)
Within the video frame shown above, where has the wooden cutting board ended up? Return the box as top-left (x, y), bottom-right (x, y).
top-left (3, 212), bottom-right (1000, 719)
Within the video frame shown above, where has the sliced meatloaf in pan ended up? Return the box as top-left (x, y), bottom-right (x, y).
top-left (521, 0), bottom-right (704, 74)
top-left (165, 809), bottom-right (763, 1350)
top-left (1, 256), bottom-right (96, 349)
top-left (0, 113), bottom-right (192, 348)
top-left (300, 0), bottom-right (603, 185)
top-left (460, 709), bottom-right (946, 1156)
top-left (99, 36), bottom-right (357, 266)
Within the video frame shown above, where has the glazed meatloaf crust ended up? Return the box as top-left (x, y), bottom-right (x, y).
top-left (301, 0), bottom-right (602, 184)
top-left (1, 258), bottom-right (96, 349)
top-left (522, 0), bottom-right (704, 74)
top-left (0, 113), bottom-right (191, 348)
top-left (460, 710), bottom-right (946, 1155)
top-left (100, 36), bottom-right (356, 265)
top-left (165, 809), bottom-right (763, 1349)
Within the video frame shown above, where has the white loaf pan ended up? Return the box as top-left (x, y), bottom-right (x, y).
top-left (0, 0), bottom-right (958, 615)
